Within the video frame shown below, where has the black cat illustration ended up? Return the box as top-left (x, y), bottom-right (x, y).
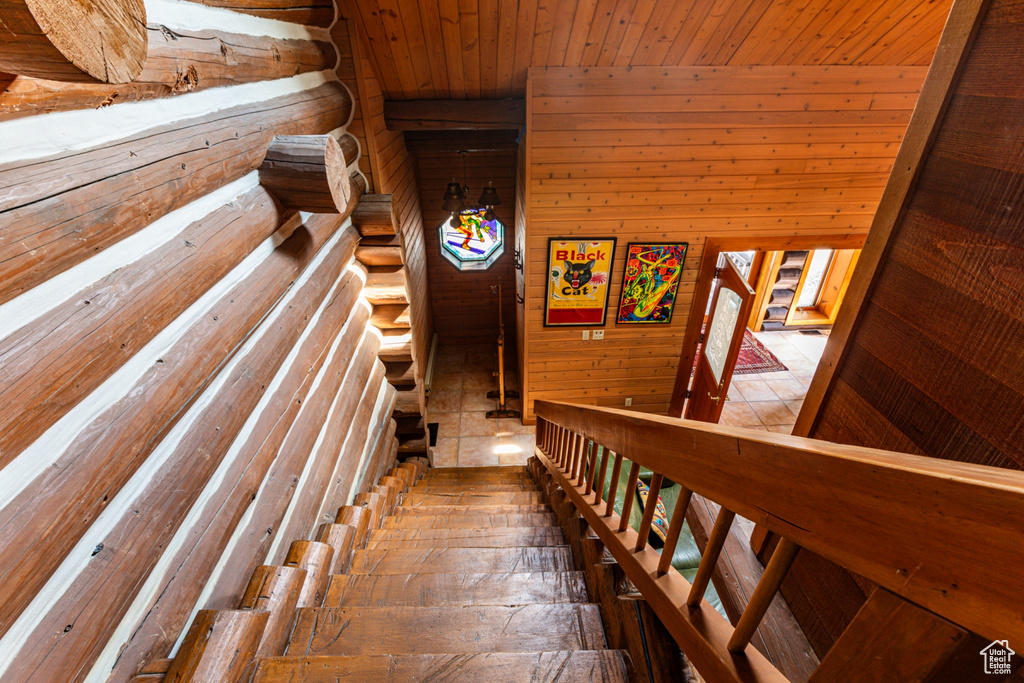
top-left (563, 260), bottom-right (594, 290)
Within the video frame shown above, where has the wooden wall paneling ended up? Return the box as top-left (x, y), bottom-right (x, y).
top-left (384, 98), bottom-right (525, 130)
top-left (0, 82), bottom-right (352, 306)
top-left (522, 64), bottom-right (922, 420)
top-left (346, 0), bottom-right (950, 99)
top-left (204, 330), bottom-right (378, 608)
top-left (515, 134), bottom-right (528, 399)
top-left (0, 186), bottom-right (287, 473)
top-left (794, 0), bottom-right (990, 438)
top-left (5, 216), bottom-right (360, 680)
top-left (193, 0), bottom-right (335, 27)
top-left (413, 135), bottom-right (518, 347)
top-left (108, 257), bottom-right (363, 680)
top-left (0, 28), bottom-right (334, 122)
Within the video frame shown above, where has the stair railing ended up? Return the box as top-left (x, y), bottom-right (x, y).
top-left (534, 400), bottom-right (1024, 682)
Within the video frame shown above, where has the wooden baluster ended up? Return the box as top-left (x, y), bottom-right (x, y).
top-left (538, 418), bottom-right (547, 452)
top-left (593, 448), bottom-right (611, 505)
top-left (617, 462), bottom-right (641, 532)
top-left (686, 507), bottom-right (736, 607)
top-left (577, 439), bottom-right (591, 487)
top-left (657, 487), bottom-right (694, 575)
top-left (558, 429), bottom-right (570, 468)
top-left (568, 433), bottom-right (580, 475)
top-left (585, 445), bottom-right (601, 495)
top-left (604, 453), bottom-right (624, 517)
top-left (634, 473), bottom-right (664, 552)
top-left (728, 538), bottom-right (801, 652)
top-left (554, 426), bottom-right (565, 465)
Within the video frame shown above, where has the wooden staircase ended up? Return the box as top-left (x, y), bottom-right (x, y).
top-left (167, 463), bottom-right (631, 681)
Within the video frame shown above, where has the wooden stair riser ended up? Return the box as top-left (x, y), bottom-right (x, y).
top-left (286, 605), bottom-right (607, 656)
top-left (324, 571), bottom-right (590, 607)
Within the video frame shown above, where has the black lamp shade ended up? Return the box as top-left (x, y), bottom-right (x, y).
top-left (442, 181), bottom-right (466, 212)
top-left (478, 185), bottom-right (502, 207)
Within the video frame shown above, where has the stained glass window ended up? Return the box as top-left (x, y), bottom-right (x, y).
top-left (438, 209), bottom-right (505, 271)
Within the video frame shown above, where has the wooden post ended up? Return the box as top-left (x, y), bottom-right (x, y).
top-left (0, 0), bottom-right (147, 82)
top-left (259, 134), bottom-right (353, 213)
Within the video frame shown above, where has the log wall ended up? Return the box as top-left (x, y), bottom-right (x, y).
top-left (519, 65), bottom-right (927, 421)
top-left (0, 6), bottom-right (399, 681)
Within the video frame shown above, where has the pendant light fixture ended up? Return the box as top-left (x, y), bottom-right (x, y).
top-left (441, 150), bottom-right (501, 223)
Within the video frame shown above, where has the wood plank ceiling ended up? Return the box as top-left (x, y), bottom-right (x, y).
top-left (341, 0), bottom-right (954, 100)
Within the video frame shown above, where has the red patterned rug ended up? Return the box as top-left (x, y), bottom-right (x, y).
top-left (693, 329), bottom-right (787, 376)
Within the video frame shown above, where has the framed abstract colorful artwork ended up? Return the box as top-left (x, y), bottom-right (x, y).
top-left (544, 238), bottom-right (616, 326)
top-left (616, 243), bottom-right (688, 324)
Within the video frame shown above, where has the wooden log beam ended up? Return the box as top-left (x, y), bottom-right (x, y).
top-left (0, 82), bottom-right (352, 306)
top-left (164, 610), bottom-right (267, 682)
top-left (7, 218), bottom-right (360, 679)
top-left (0, 0), bottom-right (147, 83)
top-left (363, 266), bottom-right (409, 305)
top-left (350, 194), bottom-right (397, 236)
top-left (384, 98), bottom-right (526, 131)
top-left (370, 304), bottom-right (412, 329)
top-left (260, 134), bottom-right (353, 212)
top-left (202, 334), bottom-right (380, 609)
top-left (272, 363), bottom-right (388, 562)
top-left (0, 186), bottom-right (286, 474)
top-left (194, 0), bottom-right (334, 28)
top-left (238, 565), bottom-right (306, 658)
top-left (0, 27), bottom-right (334, 121)
top-left (109, 259), bottom-right (364, 680)
top-left (355, 245), bottom-right (403, 266)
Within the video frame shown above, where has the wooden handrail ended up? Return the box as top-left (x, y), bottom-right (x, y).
top-left (534, 400), bottom-right (1024, 678)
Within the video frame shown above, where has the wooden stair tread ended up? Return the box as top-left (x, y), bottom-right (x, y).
top-left (411, 484), bottom-right (540, 493)
top-left (253, 651), bottom-right (630, 682)
top-left (349, 547), bottom-right (574, 574)
top-left (325, 571), bottom-right (590, 606)
top-left (384, 513), bottom-right (556, 529)
top-left (390, 504), bottom-right (551, 516)
top-left (286, 605), bottom-right (607, 656)
top-left (402, 492), bottom-right (546, 506)
top-left (367, 527), bottom-right (565, 548)
top-left (425, 466), bottom-right (527, 476)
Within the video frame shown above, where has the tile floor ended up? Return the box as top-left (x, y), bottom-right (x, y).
top-left (427, 344), bottom-right (536, 468)
top-left (718, 330), bottom-right (828, 434)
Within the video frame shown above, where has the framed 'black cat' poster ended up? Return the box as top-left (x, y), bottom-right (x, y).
top-left (543, 238), bottom-right (616, 326)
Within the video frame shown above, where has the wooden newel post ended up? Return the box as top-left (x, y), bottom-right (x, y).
top-left (259, 134), bottom-right (353, 213)
top-left (0, 0), bottom-right (147, 82)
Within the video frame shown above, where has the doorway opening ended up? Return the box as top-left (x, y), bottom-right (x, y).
top-left (669, 235), bottom-right (865, 434)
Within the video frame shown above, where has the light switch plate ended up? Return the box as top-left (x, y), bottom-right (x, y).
top-left (582, 330), bottom-right (589, 340)
top-left (593, 330), bottom-right (604, 340)
top-left (625, 398), bottom-right (632, 406)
